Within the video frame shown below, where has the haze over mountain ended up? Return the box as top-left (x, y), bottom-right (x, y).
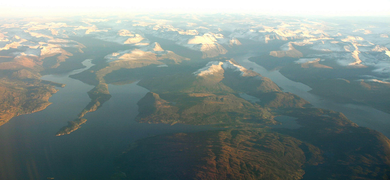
top-left (2, 0), bottom-right (390, 17)
top-left (1, 14), bottom-right (390, 180)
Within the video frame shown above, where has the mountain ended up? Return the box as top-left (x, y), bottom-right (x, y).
top-left (0, 77), bottom-right (62, 126)
top-left (229, 38), bottom-right (242, 47)
top-left (117, 108), bottom-right (390, 179)
top-left (136, 91), bottom-right (273, 125)
top-left (187, 33), bottom-right (228, 58)
top-left (151, 42), bottom-right (164, 51)
top-left (135, 60), bottom-right (308, 126)
top-left (1, 14), bottom-right (390, 180)
top-left (115, 130), bottom-right (322, 180)
top-left (270, 43), bottom-right (303, 58)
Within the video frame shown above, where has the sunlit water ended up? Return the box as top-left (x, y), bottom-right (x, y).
top-left (0, 59), bottom-right (217, 180)
top-left (1, 54), bottom-right (390, 179)
top-left (234, 54), bottom-right (390, 138)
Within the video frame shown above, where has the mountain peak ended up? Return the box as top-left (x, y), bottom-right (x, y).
top-left (193, 60), bottom-right (255, 77)
top-left (193, 61), bottom-right (224, 76)
top-left (152, 42), bottom-right (164, 51)
top-left (229, 38), bottom-right (242, 46)
top-left (117, 29), bottom-right (134, 37)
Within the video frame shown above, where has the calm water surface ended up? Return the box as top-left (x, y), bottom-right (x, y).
top-left (0, 59), bottom-right (217, 180)
top-left (234, 54), bottom-right (390, 138)
top-left (2, 52), bottom-right (390, 179)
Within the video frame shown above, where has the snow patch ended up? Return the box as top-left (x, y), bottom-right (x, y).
top-left (386, 51), bottom-right (390, 58)
top-left (124, 34), bottom-right (145, 44)
top-left (193, 60), bottom-right (251, 77)
top-left (222, 60), bottom-right (248, 76)
top-left (372, 45), bottom-right (389, 52)
top-left (117, 29), bottom-right (134, 37)
top-left (295, 58), bottom-right (319, 64)
top-left (368, 79), bottom-right (390, 84)
top-left (310, 41), bottom-right (346, 52)
top-left (188, 33), bottom-right (217, 45)
top-left (229, 38), bottom-right (242, 46)
top-left (157, 64), bottom-right (168, 68)
top-left (193, 61), bottom-right (224, 76)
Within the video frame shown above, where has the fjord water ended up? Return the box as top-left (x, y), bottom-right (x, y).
top-left (234, 54), bottom-right (390, 138)
top-left (0, 59), bottom-right (216, 180)
top-left (1, 54), bottom-right (390, 179)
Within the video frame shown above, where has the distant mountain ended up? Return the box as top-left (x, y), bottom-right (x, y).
top-left (135, 60), bottom-right (308, 126)
top-left (0, 14), bottom-right (390, 180)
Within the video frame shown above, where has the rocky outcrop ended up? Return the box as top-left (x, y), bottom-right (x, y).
top-left (55, 118), bottom-right (87, 136)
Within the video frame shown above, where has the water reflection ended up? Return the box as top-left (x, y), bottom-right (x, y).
top-left (0, 59), bottom-right (218, 180)
top-left (234, 54), bottom-right (390, 138)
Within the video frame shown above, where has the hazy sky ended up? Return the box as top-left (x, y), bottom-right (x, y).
top-left (1, 0), bottom-right (390, 17)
